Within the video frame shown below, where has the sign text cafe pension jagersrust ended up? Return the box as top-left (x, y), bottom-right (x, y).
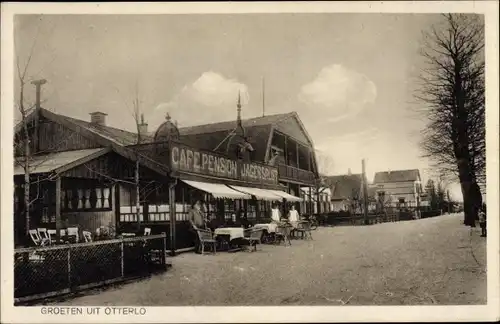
top-left (170, 144), bottom-right (279, 185)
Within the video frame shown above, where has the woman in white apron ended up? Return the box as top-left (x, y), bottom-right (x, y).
top-left (288, 204), bottom-right (300, 228)
top-left (271, 203), bottom-right (281, 223)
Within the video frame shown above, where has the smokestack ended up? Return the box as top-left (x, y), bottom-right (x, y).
top-left (31, 79), bottom-right (47, 110)
top-left (89, 112), bottom-right (107, 126)
top-left (138, 113), bottom-right (148, 137)
top-left (237, 91), bottom-right (242, 127)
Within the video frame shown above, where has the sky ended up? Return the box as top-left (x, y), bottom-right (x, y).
top-left (13, 13), bottom-right (463, 200)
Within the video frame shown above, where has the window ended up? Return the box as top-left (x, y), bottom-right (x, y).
top-left (63, 185), bottom-right (113, 212)
top-left (258, 200), bottom-right (270, 220)
top-left (224, 200), bottom-right (235, 220)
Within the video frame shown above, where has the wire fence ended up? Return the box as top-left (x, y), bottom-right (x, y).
top-left (314, 208), bottom-right (443, 227)
top-left (117, 222), bottom-right (195, 251)
top-left (14, 233), bottom-right (167, 303)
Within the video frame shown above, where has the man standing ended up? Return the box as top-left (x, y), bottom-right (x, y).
top-left (478, 207), bottom-right (487, 237)
top-left (188, 200), bottom-right (206, 253)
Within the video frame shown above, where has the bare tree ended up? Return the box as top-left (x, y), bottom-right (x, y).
top-left (316, 150), bottom-right (335, 179)
top-left (14, 18), bottom-right (48, 238)
top-left (415, 14), bottom-right (485, 227)
top-left (314, 150), bottom-right (335, 214)
top-left (113, 80), bottom-right (150, 230)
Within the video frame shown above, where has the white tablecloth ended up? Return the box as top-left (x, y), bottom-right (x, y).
top-left (254, 223), bottom-right (278, 233)
top-left (214, 227), bottom-right (245, 241)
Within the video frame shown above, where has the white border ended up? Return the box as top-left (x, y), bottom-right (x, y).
top-left (1, 2), bottom-right (499, 323)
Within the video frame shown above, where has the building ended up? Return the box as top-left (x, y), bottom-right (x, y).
top-left (325, 171), bottom-right (363, 212)
top-left (173, 97), bottom-right (319, 214)
top-left (372, 169), bottom-right (423, 208)
top-left (13, 107), bottom-right (169, 246)
top-left (13, 96), bottom-right (319, 251)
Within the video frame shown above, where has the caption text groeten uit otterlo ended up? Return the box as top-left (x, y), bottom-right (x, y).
top-left (40, 306), bottom-right (147, 316)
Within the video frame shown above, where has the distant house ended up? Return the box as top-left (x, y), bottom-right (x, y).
top-left (325, 172), bottom-right (363, 212)
top-left (372, 169), bottom-right (423, 208)
top-left (300, 187), bottom-right (332, 215)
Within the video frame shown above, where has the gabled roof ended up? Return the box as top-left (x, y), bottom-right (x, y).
top-left (14, 108), bottom-right (153, 146)
top-left (14, 148), bottom-right (108, 175)
top-left (64, 116), bottom-right (153, 145)
top-left (14, 108), bottom-right (168, 177)
top-left (179, 112), bottom-right (292, 136)
top-left (325, 174), bottom-right (363, 200)
top-left (178, 111), bottom-right (315, 163)
top-left (373, 169), bottom-right (421, 183)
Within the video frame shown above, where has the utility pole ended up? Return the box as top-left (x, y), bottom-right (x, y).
top-left (31, 79), bottom-right (47, 153)
top-left (362, 159), bottom-right (369, 225)
top-left (262, 77), bottom-right (265, 117)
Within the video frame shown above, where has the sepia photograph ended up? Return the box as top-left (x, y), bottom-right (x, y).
top-left (1, 2), bottom-right (499, 323)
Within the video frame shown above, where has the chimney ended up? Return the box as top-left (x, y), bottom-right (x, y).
top-left (348, 168), bottom-right (352, 176)
top-left (138, 113), bottom-right (148, 137)
top-left (89, 112), bottom-right (107, 126)
top-left (31, 79), bottom-right (47, 111)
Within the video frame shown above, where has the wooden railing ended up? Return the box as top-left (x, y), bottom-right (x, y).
top-left (277, 163), bottom-right (316, 185)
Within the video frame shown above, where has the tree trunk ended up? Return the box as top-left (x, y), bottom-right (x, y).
top-left (458, 162), bottom-right (482, 227)
top-left (24, 168), bottom-right (30, 235)
top-left (21, 84), bottom-right (31, 235)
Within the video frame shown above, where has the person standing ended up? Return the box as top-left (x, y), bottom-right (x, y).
top-left (271, 203), bottom-right (281, 223)
top-left (288, 204), bottom-right (300, 228)
top-left (188, 200), bottom-right (206, 254)
top-left (478, 207), bottom-right (487, 237)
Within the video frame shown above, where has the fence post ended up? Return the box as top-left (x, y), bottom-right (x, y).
top-left (67, 244), bottom-right (72, 291)
top-left (120, 238), bottom-right (124, 278)
top-left (162, 232), bottom-right (167, 266)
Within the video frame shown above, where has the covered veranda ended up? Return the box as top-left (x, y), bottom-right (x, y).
top-left (13, 146), bottom-right (170, 247)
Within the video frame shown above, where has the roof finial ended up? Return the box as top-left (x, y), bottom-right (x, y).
top-left (237, 91), bottom-right (242, 126)
top-left (166, 112), bottom-right (171, 121)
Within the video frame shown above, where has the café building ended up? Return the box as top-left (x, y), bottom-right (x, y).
top-left (13, 98), bottom-right (319, 253)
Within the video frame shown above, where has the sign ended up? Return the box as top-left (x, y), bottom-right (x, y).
top-left (170, 144), bottom-right (278, 185)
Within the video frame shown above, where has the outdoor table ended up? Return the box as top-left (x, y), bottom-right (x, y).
top-left (214, 227), bottom-right (246, 251)
top-left (214, 227), bottom-right (245, 241)
top-left (254, 223), bottom-right (278, 233)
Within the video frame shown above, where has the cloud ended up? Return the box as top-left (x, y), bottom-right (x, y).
top-left (189, 71), bottom-right (249, 106)
top-left (298, 64), bottom-right (377, 122)
top-left (153, 71), bottom-right (249, 127)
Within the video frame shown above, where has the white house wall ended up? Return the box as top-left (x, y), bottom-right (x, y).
top-left (375, 181), bottom-right (420, 207)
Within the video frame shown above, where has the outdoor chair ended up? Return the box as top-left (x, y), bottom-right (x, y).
top-left (47, 229), bottom-right (57, 244)
top-left (196, 228), bottom-right (217, 255)
top-left (67, 227), bottom-right (79, 243)
top-left (275, 224), bottom-right (292, 246)
top-left (83, 231), bottom-right (93, 243)
top-left (242, 228), bottom-right (264, 252)
top-left (29, 229), bottom-right (48, 246)
top-left (37, 228), bottom-right (51, 245)
top-left (144, 227), bottom-right (151, 236)
top-left (294, 221), bottom-right (313, 240)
